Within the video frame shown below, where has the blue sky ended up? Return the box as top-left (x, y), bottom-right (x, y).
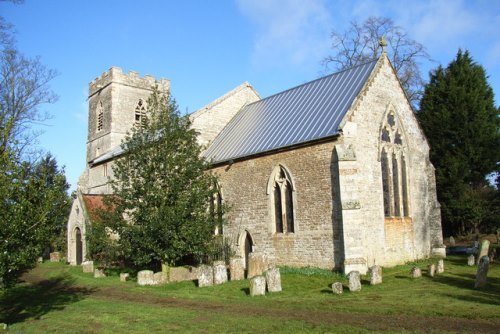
top-left (2, 0), bottom-right (499, 191)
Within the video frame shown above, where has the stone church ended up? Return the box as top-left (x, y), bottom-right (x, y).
top-left (67, 50), bottom-right (444, 274)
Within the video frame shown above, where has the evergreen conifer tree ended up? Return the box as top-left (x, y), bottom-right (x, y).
top-left (418, 50), bottom-right (499, 236)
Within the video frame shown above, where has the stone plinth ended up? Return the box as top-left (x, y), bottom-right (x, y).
top-left (410, 267), bottom-right (421, 278)
top-left (213, 261), bottom-right (228, 285)
top-left (369, 265), bottom-right (382, 285)
top-left (347, 271), bottom-right (361, 292)
top-left (250, 276), bottom-right (266, 296)
top-left (474, 256), bottom-right (489, 289)
top-left (137, 270), bottom-right (155, 286)
top-left (197, 264), bottom-right (213, 287)
top-left (229, 256), bottom-right (245, 281)
top-left (120, 273), bottom-right (130, 282)
top-left (332, 282), bottom-right (343, 294)
top-left (82, 261), bottom-right (94, 273)
top-left (265, 267), bottom-right (282, 292)
top-left (247, 252), bottom-right (268, 278)
top-left (50, 252), bottom-right (60, 262)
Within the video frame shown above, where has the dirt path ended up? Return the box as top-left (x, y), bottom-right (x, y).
top-left (22, 269), bottom-right (500, 333)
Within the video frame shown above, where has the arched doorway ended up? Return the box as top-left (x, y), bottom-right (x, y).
top-left (75, 227), bottom-right (83, 265)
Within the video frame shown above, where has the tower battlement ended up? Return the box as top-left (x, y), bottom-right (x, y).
top-left (89, 67), bottom-right (170, 97)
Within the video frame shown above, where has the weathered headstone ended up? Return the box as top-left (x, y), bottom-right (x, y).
top-left (347, 271), bottom-right (361, 292)
top-left (153, 272), bottom-right (169, 285)
top-left (137, 270), bottom-right (155, 286)
top-left (478, 240), bottom-right (490, 259)
top-left (449, 236), bottom-right (455, 246)
top-left (474, 256), bottom-right (490, 289)
top-left (427, 264), bottom-right (436, 277)
top-left (249, 275), bottom-right (266, 296)
top-left (467, 254), bottom-right (475, 266)
top-left (331, 282), bottom-right (343, 294)
top-left (37, 256), bottom-right (43, 263)
top-left (213, 261), bottom-right (228, 285)
top-left (229, 256), bottom-right (245, 281)
top-left (94, 268), bottom-right (106, 278)
top-left (265, 267), bottom-right (282, 292)
top-left (197, 264), bottom-right (213, 287)
top-left (369, 265), bottom-right (382, 285)
top-left (170, 266), bottom-right (198, 282)
top-left (82, 261), bottom-right (94, 273)
top-left (410, 267), bottom-right (421, 278)
top-left (49, 252), bottom-right (60, 262)
top-left (436, 259), bottom-right (444, 274)
top-left (120, 273), bottom-right (130, 282)
top-left (247, 252), bottom-right (268, 278)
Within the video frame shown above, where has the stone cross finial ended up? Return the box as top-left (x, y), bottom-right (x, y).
top-left (379, 36), bottom-right (387, 54)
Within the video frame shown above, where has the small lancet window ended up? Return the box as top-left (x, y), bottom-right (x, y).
top-left (210, 183), bottom-right (224, 235)
top-left (97, 101), bottom-right (104, 132)
top-left (134, 99), bottom-right (147, 126)
top-left (270, 166), bottom-right (295, 234)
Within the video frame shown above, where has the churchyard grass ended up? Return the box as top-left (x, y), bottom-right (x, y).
top-left (1, 256), bottom-right (499, 333)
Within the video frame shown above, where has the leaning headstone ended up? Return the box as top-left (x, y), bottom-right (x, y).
top-left (82, 261), bottom-right (94, 273)
top-left (474, 256), bottom-right (490, 289)
top-left (249, 275), bottom-right (266, 296)
top-left (120, 273), bottom-right (130, 282)
top-left (229, 256), bottom-right (245, 281)
top-left (427, 264), bottom-right (436, 277)
top-left (467, 254), bottom-right (475, 266)
top-left (213, 261), bottom-right (228, 285)
top-left (436, 259), bottom-right (444, 274)
top-left (247, 252), bottom-right (268, 278)
top-left (265, 267), bottom-right (282, 292)
top-left (137, 270), bottom-right (155, 286)
top-left (449, 236), bottom-right (455, 246)
top-left (153, 272), bottom-right (169, 285)
top-left (94, 268), bottom-right (106, 278)
top-left (347, 271), bottom-right (361, 292)
top-left (369, 265), bottom-right (382, 285)
top-left (331, 282), bottom-right (343, 294)
top-left (478, 240), bottom-right (490, 259)
top-left (197, 264), bottom-right (214, 287)
top-left (49, 252), bottom-right (60, 262)
top-left (410, 267), bottom-right (421, 278)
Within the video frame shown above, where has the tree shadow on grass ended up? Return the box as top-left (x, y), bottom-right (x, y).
top-left (0, 273), bottom-right (96, 325)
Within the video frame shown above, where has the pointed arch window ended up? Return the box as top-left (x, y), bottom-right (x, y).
top-left (134, 99), bottom-right (147, 127)
top-left (380, 111), bottom-right (410, 217)
top-left (268, 165), bottom-right (295, 234)
top-left (96, 101), bottom-right (104, 132)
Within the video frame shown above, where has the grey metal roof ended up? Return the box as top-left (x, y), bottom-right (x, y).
top-left (203, 59), bottom-right (378, 164)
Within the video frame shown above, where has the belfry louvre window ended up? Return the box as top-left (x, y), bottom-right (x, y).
top-left (96, 101), bottom-right (104, 132)
top-left (380, 111), bottom-right (410, 217)
top-left (269, 165), bottom-right (295, 234)
top-left (134, 99), bottom-right (147, 126)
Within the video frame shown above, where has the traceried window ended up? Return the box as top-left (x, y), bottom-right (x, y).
top-left (269, 165), bottom-right (295, 234)
top-left (380, 111), bottom-right (410, 217)
top-left (210, 183), bottom-right (223, 235)
top-left (96, 101), bottom-right (104, 132)
top-left (134, 99), bottom-right (147, 126)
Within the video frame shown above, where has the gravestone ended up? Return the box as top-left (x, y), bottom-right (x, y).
top-left (347, 271), bottom-right (361, 292)
top-left (474, 256), bottom-right (490, 289)
top-left (213, 261), bottom-right (228, 285)
top-left (436, 259), bottom-right (444, 274)
top-left (478, 240), bottom-right (490, 259)
top-left (37, 256), bottom-right (43, 263)
top-left (82, 261), bottom-right (94, 273)
top-left (0, 323), bottom-right (7, 331)
top-left (153, 272), bottom-right (169, 285)
top-left (137, 270), bottom-right (155, 286)
top-left (197, 264), bottom-right (213, 287)
top-left (120, 273), bottom-right (130, 282)
top-left (467, 255), bottom-right (475, 266)
top-left (369, 265), bottom-right (382, 285)
top-left (265, 267), bottom-right (282, 292)
top-left (249, 276), bottom-right (266, 296)
top-left (94, 268), bottom-right (106, 278)
top-left (331, 282), bottom-right (343, 294)
top-left (247, 252), bottom-right (268, 278)
top-left (229, 256), bottom-right (245, 281)
top-left (49, 252), bottom-right (60, 262)
top-left (427, 264), bottom-right (436, 277)
top-left (410, 267), bottom-right (421, 278)
top-left (170, 266), bottom-right (198, 282)
top-left (449, 236), bottom-right (455, 246)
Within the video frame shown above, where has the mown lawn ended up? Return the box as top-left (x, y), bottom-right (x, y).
top-left (1, 255), bottom-right (499, 333)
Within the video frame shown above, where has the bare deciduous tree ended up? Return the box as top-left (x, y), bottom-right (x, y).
top-left (322, 17), bottom-right (430, 109)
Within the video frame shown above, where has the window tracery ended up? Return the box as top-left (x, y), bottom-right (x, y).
top-left (269, 165), bottom-right (295, 234)
top-left (134, 99), bottom-right (147, 126)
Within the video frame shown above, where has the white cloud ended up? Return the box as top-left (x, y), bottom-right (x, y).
top-left (236, 0), bottom-right (333, 68)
